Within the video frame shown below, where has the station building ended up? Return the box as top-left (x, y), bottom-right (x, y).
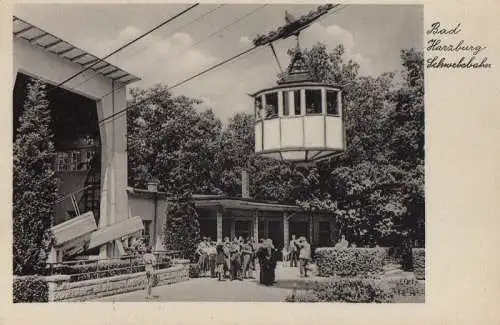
top-left (13, 17), bottom-right (340, 260)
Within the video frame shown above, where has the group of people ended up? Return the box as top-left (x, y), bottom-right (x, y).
top-left (195, 236), bottom-right (280, 286)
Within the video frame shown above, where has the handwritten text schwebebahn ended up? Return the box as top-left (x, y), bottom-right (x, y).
top-left (426, 22), bottom-right (491, 69)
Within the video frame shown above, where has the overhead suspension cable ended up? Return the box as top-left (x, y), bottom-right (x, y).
top-left (99, 4), bottom-right (351, 128)
top-left (49, 3), bottom-right (199, 93)
top-left (99, 44), bottom-right (261, 126)
top-left (46, 4), bottom-right (221, 108)
top-left (70, 3), bottom-right (268, 113)
top-left (173, 4), bottom-right (268, 59)
top-left (127, 4), bottom-right (226, 60)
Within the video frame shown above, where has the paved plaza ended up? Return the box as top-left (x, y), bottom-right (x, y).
top-left (95, 263), bottom-right (301, 302)
top-left (93, 262), bottom-right (423, 302)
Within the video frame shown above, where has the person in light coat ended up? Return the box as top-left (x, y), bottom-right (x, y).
top-left (297, 237), bottom-right (311, 277)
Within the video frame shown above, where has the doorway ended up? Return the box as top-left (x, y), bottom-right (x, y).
top-left (268, 220), bottom-right (283, 250)
top-left (235, 220), bottom-right (251, 239)
top-left (290, 221), bottom-right (309, 240)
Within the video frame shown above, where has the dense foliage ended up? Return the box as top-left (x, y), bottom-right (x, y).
top-left (189, 263), bottom-right (201, 278)
top-left (127, 43), bottom-right (424, 249)
top-left (50, 257), bottom-right (172, 282)
top-left (285, 277), bottom-right (395, 303)
top-left (412, 248), bottom-right (425, 280)
top-left (13, 79), bottom-right (58, 275)
top-left (162, 193), bottom-right (201, 262)
top-left (388, 277), bottom-right (424, 297)
top-left (13, 276), bottom-right (49, 303)
top-left (284, 277), bottom-right (423, 303)
top-left (127, 85), bottom-right (222, 194)
top-left (315, 247), bottom-right (387, 277)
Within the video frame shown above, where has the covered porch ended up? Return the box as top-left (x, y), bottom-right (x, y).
top-left (194, 198), bottom-right (338, 250)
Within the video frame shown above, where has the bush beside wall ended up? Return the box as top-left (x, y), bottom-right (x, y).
top-left (50, 256), bottom-right (172, 282)
top-left (13, 276), bottom-right (48, 303)
top-left (388, 278), bottom-right (425, 297)
top-left (189, 263), bottom-right (200, 278)
top-left (285, 277), bottom-right (394, 303)
top-left (284, 277), bottom-right (424, 303)
top-left (412, 248), bottom-right (425, 280)
top-left (315, 248), bottom-right (387, 277)
top-left (284, 290), bottom-right (320, 302)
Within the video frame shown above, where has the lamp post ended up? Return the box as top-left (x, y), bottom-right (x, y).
top-left (147, 180), bottom-right (159, 249)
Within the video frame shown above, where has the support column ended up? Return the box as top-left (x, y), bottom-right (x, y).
top-left (300, 89), bottom-right (306, 115)
top-left (98, 81), bottom-right (128, 258)
top-left (216, 207), bottom-right (223, 242)
top-left (278, 91), bottom-right (284, 116)
top-left (321, 88), bottom-right (327, 114)
top-left (283, 212), bottom-right (289, 250)
top-left (308, 213), bottom-right (314, 245)
top-left (289, 91), bottom-right (295, 117)
top-left (253, 210), bottom-right (259, 241)
top-left (230, 217), bottom-right (235, 239)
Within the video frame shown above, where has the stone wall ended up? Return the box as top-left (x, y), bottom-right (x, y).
top-left (47, 260), bottom-right (189, 302)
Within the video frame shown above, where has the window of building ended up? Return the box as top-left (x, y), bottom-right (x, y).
top-left (318, 221), bottom-right (331, 246)
top-left (265, 92), bottom-right (278, 118)
top-left (305, 89), bottom-right (322, 115)
top-left (294, 90), bottom-right (301, 115)
top-left (255, 96), bottom-right (263, 119)
top-left (199, 218), bottom-right (217, 241)
top-left (326, 90), bottom-right (339, 115)
top-left (283, 91), bottom-right (290, 116)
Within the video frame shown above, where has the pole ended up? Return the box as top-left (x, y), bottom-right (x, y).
top-left (153, 192), bottom-right (157, 248)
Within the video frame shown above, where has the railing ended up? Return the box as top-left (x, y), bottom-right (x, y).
top-left (47, 250), bottom-right (183, 282)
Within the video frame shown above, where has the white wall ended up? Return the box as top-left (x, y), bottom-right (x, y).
top-left (14, 38), bottom-right (130, 257)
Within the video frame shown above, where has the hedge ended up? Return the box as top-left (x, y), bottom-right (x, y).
top-left (284, 290), bottom-right (320, 302)
top-left (285, 277), bottom-right (394, 303)
top-left (315, 248), bottom-right (387, 277)
top-left (189, 263), bottom-right (200, 278)
top-left (412, 248), bottom-right (425, 280)
top-left (388, 278), bottom-right (425, 297)
top-left (13, 276), bottom-right (48, 303)
top-left (50, 256), bottom-right (172, 282)
top-left (284, 277), bottom-right (423, 303)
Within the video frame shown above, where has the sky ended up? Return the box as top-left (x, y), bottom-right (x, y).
top-left (15, 3), bottom-right (423, 123)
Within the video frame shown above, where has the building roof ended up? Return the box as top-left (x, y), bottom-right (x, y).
top-left (126, 187), bottom-right (301, 212)
top-left (194, 198), bottom-right (301, 212)
top-left (13, 16), bottom-right (141, 85)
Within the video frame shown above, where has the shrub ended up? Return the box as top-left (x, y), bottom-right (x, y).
top-left (50, 256), bottom-right (172, 282)
top-left (412, 248), bottom-right (425, 280)
top-left (389, 278), bottom-right (424, 297)
top-left (163, 194), bottom-right (201, 262)
top-left (284, 290), bottom-right (320, 302)
top-left (13, 276), bottom-right (48, 303)
top-left (13, 79), bottom-right (58, 275)
top-left (189, 263), bottom-right (200, 278)
top-left (312, 277), bottom-right (394, 303)
top-left (315, 247), bottom-right (387, 277)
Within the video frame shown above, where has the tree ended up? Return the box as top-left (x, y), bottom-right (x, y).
top-left (127, 84), bottom-right (223, 194)
top-left (13, 79), bottom-right (58, 275)
top-left (162, 191), bottom-right (200, 261)
top-left (291, 44), bottom-right (424, 247)
top-left (127, 85), bottom-right (222, 257)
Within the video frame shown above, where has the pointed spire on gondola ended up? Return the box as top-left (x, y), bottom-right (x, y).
top-left (277, 34), bottom-right (315, 85)
top-left (285, 11), bottom-right (297, 24)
